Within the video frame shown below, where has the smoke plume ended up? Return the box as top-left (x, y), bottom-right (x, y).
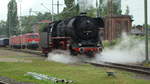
top-left (95, 33), bottom-right (149, 64)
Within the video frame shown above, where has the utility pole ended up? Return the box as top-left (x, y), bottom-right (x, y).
top-left (8, 14), bottom-right (11, 38)
top-left (99, 0), bottom-right (102, 16)
top-left (144, 0), bottom-right (149, 63)
top-left (97, 0), bottom-right (103, 17)
top-left (52, 0), bottom-right (54, 21)
top-left (19, 0), bottom-right (22, 49)
top-left (96, 0), bottom-right (99, 17)
top-left (41, 0), bottom-right (64, 21)
top-left (57, 0), bottom-right (59, 14)
top-left (29, 8), bottom-right (32, 16)
top-left (8, 2), bottom-right (11, 38)
top-left (108, 0), bottom-right (113, 16)
top-left (108, 0), bottom-right (113, 41)
top-left (53, 0), bottom-right (64, 15)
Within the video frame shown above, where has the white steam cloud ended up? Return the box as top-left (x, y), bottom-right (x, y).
top-left (47, 50), bottom-right (83, 64)
top-left (95, 33), bottom-right (149, 64)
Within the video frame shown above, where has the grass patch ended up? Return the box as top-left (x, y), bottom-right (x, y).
top-left (143, 63), bottom-right (150, 67)
top-left (0, 49), bottom-right (150, 84)
top-left (0, 59), bottom-right (150, 84)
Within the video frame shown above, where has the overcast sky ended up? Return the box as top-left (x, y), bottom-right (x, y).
top-left (0, 0), bottom-right (149, 25)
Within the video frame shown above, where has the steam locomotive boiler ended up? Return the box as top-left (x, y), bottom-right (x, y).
top-left (40, 14), bottom-right (104, 57)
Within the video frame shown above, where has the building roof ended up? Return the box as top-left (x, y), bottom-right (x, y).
top-left (0, 35), bottom-right (7, 38)
top-left (131, 28), bottom-right (144, 35)
top-left (36, 20), bottom-right (51, 24)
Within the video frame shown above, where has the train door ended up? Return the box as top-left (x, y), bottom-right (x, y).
top-left (40, 32), bottom-right (52, 56)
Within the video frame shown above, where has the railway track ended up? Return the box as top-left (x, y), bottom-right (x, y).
top-left (86, 61), bottom-right (150, 75)
top-left (2, 48), bottom-right (44, 56)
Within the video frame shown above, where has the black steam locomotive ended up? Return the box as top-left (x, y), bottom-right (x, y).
top-left (40, 13), bottom-right (104, 57)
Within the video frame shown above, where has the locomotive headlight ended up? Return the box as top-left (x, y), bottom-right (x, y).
top-left (78, 43), bottom-right (82, 46)
top-left (97, 43), bottom-right (100, 46)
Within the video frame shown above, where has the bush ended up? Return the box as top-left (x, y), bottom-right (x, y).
top-left (103, 40), bottom-right (111, 47)
top-left (103, 39), bottom-right (120, 47)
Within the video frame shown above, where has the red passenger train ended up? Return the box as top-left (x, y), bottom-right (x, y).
top-left (10, 33), bottom-right (39, 49)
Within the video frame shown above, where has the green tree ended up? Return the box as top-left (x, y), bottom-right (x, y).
top-left (98, 0), bottom-right (122, 16)
top-left (6, 0), bottom-right (19, 37)
top-left (86, 7), bottom-right (97, 17)
top-left (60, 0), bottom-right (79, 19)
top-left (113, 1), bottom-right (122, 15)
top-left (19, 12), bottom-right (52, 33)
top-left (0, 21), bottom-right (7, 35)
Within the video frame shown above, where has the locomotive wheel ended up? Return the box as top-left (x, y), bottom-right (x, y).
top-left (70, 48), bottom-right (78, 56)
top-left (44, 53), bottom-right (48, 57)
top-left (70, 50), bottom-right (78, 56)
top-left (86, 51), bottom-right (94, 58)
top-left (69, 46), bottom-right (78, 56)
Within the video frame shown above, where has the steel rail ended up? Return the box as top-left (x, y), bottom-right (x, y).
top-left (104, 62), bottom-right (150, 72)
top-left (2, 48), bottom-right (43, 56)
top-left (86, 62), bottom-right (150, 75)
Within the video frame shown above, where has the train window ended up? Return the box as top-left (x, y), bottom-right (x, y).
top-left (28, 35), bottom-right (39, 38)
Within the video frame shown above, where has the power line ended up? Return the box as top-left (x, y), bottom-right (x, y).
top-left (41, 0), bottom-right (64, 21)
